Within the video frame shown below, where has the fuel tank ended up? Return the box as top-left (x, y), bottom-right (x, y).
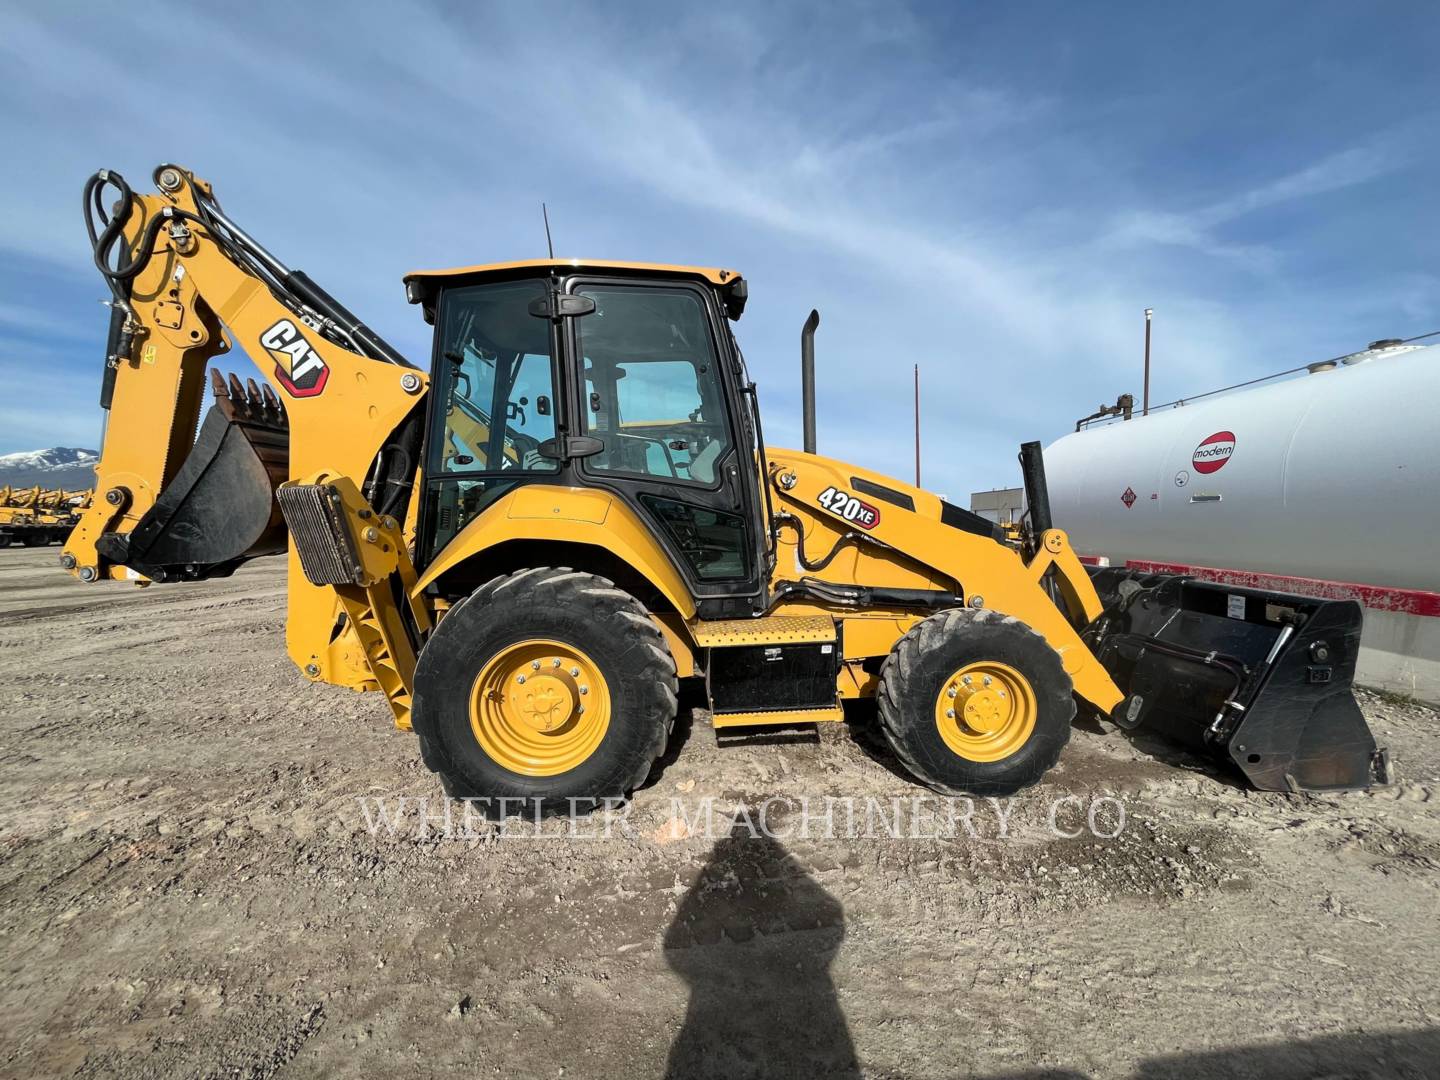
top-left (1044, 342), bottom-right (1440, 592)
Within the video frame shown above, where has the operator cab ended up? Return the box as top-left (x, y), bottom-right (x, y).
top-left (403, 260), bottom-right (765, 617)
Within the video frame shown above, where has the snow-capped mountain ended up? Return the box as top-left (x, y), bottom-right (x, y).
top-left (0, 448), bottom-right (98, 490)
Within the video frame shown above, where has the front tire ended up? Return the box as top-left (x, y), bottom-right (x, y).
top-left (877, 608), bottom-right (1074, 796)
top-left (413, 567), bottom-right (678, 813)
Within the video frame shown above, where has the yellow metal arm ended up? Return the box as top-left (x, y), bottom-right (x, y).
top-left (765, 449), bottom-right (1124, 715)
top-left (64, 166), bottom-right (430, 692)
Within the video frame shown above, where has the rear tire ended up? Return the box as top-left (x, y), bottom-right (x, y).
top-left (877, 608), bottom-right (1074, 796)
top-left (413, 567), bottom-right (678, 814)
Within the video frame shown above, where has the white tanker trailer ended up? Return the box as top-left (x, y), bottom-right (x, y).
top-left (1044, 340), bottom-right (1440, 701)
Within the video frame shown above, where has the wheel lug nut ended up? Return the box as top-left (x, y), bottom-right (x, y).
top-left (552, 658), bottom-right (561, 667)
top-left (579, 686), bottom-right (588, 695)
top-left (570, 667), bottom-right (580, 677)
top-left (517, 674), bottom-right (526, 684)
top-left (946, 709), bottom-right (955, 719)
top-left (532, 660), bottom-right (541, 670)
top-left (962, 675), bottom-right (972, 685)
top-left (947, 688), bottom-right (957, 698)
top-left (982, 675), bottom-right (992, 687)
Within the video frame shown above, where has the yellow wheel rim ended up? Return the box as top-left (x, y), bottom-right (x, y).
top-left (469, 639), bottom-right (611, 777)
top-left (934, 661), bottom-right (1037, 763)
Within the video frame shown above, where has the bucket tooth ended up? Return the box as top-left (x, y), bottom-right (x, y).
top-left (209, 368), bottom-right (228, 398)
top-left (261, 383), bottom-right (282, 417)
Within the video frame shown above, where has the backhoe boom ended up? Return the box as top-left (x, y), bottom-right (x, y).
top-left (64, 165), bottom-right (430, 697)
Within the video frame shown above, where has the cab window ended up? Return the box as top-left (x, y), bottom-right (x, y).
top-left (435, 280), bottom-right (558, 474)
top-left (576, 285), bottom-right (732, 486)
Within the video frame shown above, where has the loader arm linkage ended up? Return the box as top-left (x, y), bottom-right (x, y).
top-left (766, 450), bottom-right (1123, 717)
top-left (63, 166), bottom-right (432, 721)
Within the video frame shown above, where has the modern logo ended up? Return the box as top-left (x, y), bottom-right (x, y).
top-left (261, 318), bottom-right (330, 398)
top-left (1120, 486), bottom-right (1137, 509)
top-left (1192, 431), bottom-right (1235, 475)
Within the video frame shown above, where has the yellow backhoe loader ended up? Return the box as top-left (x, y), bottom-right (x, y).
top-left (1, 487), bottom-right (88, 547)
top-left (60, 165), bottom-right (1386, 807)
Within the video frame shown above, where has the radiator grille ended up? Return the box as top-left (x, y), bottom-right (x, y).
top-left (276, 484), bottom-right (364, 586)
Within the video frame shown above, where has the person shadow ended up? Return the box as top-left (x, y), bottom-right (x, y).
top-left (662, 823), bottom-right (860, 1079)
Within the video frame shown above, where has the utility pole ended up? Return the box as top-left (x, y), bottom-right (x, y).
top-left (913, 364), bottom-right (921, 487)
top-left (1143, 308), bottom-right (1153, 416)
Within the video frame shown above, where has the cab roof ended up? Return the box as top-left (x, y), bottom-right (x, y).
top-left (402, 258), bottom-right (742, 287)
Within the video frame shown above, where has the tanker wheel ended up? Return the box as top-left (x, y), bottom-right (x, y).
top-left (0, 536), bottom-right (11, 549)
top-left (412, 567), bottom-right (678, 815)
top-left (877, 608), bottom-right (1074, 796)
top-left (21, 533), bottom-right (46, 547)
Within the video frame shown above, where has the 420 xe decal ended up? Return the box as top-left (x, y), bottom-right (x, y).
top-left (816, 485), bottom-right (881, 529)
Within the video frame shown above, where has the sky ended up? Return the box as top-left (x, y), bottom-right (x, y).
top-left (0, 1), bottom-right (1436, 498)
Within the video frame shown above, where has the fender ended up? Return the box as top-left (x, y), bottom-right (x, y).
top-left (413, 484), bottom-right (697, 620)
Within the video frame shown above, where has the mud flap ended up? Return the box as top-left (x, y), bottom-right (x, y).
top-left (98, 371), bottom-right (288, 581)
top-left (1085, 568), bottom-right (1385, 792)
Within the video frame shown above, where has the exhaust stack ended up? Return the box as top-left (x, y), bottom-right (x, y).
top-left (1018, 440), bottom-right (1053, 535)
top-left (801, 309), bottom-right (819, 454)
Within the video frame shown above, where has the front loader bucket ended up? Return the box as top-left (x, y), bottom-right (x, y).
top-left (98, 372), bottom-right (288, 581)
top-left (1084, 568), bottom-right (1386, 792)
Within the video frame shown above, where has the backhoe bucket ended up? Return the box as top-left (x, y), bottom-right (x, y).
top-left (98, 371), bottom-right (288, 581)
top-left (1085, 568), bottom-right (1386, 792)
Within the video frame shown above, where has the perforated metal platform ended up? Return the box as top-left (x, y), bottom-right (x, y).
top-left (690, 615), bottom-right (837, 647)
top-left (710, 704), bottom-right (845, 729)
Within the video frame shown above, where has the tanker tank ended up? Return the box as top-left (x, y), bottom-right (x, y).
top-left (1043, 340), bottom-right (1440, 701)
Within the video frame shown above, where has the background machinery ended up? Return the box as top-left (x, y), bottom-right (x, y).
top-left (60, 165), bottom-right (1387, 806)
top-left (1, 487), bottom-right (89, 547)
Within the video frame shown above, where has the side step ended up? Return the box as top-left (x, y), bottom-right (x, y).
top-left (711, 704), bottom-right (845, 729)
top-left (692, 615), bottom-right (838, 647)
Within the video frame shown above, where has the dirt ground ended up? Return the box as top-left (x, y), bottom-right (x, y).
top-left (1, 547), bottom-right (1437, 1079)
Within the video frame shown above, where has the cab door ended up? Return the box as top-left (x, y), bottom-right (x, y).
top-left (565, 277), bottom-right (764, 615)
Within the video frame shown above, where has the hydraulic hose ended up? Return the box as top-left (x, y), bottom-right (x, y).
top-left (773, 510), bottom-right (915, 574)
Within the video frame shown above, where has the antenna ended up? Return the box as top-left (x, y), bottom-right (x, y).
top-left (542, 203), bottom-right (554, 259)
